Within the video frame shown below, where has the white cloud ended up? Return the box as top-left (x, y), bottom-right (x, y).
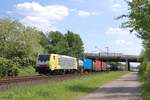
top-left (109, 0), bottom-right (126, 5)
top-left (91, 11), bottom-right (99, 15)
top-left (16, 2), bottom-right (69, 32)
top-left (85, 28), bottom-right (142, 55)
top-left (71, 0), bottom-right (87, 3)
top-left (78, 10), bottom-right (90, 16)
top-left (70, 8), bottom-right (77, 12)
top-left (112, 4), bottom-right (121, 8)
top-left (78, 10), bottom-right (99, 17)
top-left (109, 0), bottom-right (128, 12)
top-left (115, 39), bottom-right (133, 46)
top-left (7, 11), bottom-right (13, 14)
top-left (115, 39), bottom-right (126, 45)
top-left (105, 27), bottom-right (128, 36)
top-left (111, 4), bottom-right (123, 12)
top-left (105, 27), bottom-right (142, 55)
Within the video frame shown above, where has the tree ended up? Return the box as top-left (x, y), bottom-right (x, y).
top-left (119, 0), bottom-right (150, 61)
top-left (47, 31), bottom-right (68, 54)
top-left (65, 31), bottom-right (84, 58)
top-left (0, 18), bottom-right (44, 67)
top-left (38, 31), bottom-right (50, 52)
top-left (120, 0), bottom-right (150, 40)
top-left (46, 30), bottom-right (84, 58)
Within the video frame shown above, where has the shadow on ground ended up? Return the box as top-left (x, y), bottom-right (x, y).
top-left (67, 85), bottom-right (140, 94)
top-left (87, 94), bottom-right (141, 99)
top-left (66, 85), bottom-right (97, 93)
top-left (96, 86), bottom-right (140, 94)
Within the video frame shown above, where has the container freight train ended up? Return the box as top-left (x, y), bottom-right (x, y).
top-left (36, 54), bottom-right (107, 74)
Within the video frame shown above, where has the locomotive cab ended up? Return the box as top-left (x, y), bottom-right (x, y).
top-left (36, 54), bottom-right (50, 73)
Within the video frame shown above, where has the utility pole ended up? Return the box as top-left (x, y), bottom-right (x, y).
top-left (106, 47), bottom-right (109, 56)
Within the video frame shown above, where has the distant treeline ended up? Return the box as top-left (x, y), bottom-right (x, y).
top-left (0, 18), bottom-right (84, 76)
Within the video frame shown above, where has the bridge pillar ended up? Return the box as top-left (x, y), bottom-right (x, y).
top-left (126, 60), bottom-right (130, 71)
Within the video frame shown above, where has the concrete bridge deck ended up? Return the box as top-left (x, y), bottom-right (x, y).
top-left (84, 52), bottom-right (140, 62)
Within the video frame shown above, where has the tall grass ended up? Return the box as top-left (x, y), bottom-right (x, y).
top-left (0, 71), bottom-right (127, 100)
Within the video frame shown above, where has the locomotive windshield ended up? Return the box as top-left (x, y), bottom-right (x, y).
top-left (38, 55), bottom-right (50, 62)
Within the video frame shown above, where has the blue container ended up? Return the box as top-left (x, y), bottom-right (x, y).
top-left (83, 58), bottom-right (93, 70)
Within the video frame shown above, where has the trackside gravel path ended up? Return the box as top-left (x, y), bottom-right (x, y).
top-left (80, 72), bottom-right (142, 100)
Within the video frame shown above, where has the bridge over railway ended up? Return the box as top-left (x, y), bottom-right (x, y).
top-left (84, 52), bottom-right (141, 71)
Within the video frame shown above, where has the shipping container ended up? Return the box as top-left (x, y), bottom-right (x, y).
top-left (101, 62), bottom-right (107, 71)
top-left (110, 65), bottom-right (118, 71)
top-left (94, 60), bottom-right (102, 71)
top-left (83, 58), bottom-right (93, 70)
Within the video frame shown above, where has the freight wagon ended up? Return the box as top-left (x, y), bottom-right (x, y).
top-left (93, 60), bottom-right (107, 71)
top-left (83, 58), bottom-right (93, 71)
top-left (110, 65), bottom-right (118, 71)
top-left (93, 60), bottom-right (102, 71)
top-left (101, 62), bottom-right (107, 71)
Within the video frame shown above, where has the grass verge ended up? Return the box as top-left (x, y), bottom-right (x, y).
top-left (140, 75), bottom-right (150, 100)
top-left (18, 67), bottom-right (39, 76)
top-left (141, 82), bottom-right (150, 100)
top-left (0, 71), bottom-right (128, 100)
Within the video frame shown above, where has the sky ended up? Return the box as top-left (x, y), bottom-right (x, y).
top-left (0, 0), bottom-right (143, 56)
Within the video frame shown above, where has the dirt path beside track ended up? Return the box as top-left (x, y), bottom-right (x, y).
top-left (80, 72), bottom-right (142, 100)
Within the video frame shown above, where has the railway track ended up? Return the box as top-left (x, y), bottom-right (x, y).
top-left (0, 72), bottom-right (102, 91)
top-left (0, 75), bottom-right (49, 91)
top-left (0, 75), bottom-right (49, 85)
top-left (0, 72), bottom-right (105, 84)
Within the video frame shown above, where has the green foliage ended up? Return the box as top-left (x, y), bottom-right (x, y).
top-left (47, 31), bottom-right (84, 58)
top-left (0, 18), bottom-right (84, 76)
top-left (47, 31), bottom-right (68, 54)
top-left (139, 61), bottom-right (150, 100)
top-left (65, 31), bottom-right (84, 58)
top-left (0, 72), bottom-right (127, 100)
top-left (139, 61), bottom-right (147, 76)
top-left (18, 67), bottom-right (39, 76)
top-left (142, 62), bottom-right (150, 82)
top-left (0, 57), bottom-right (19, 77)
top-left (0, 18), bottom-right (43, 67)
top-left (38, 31), bottom-right (50, 53)
top-left (121, 0), bottom-right (150, 40)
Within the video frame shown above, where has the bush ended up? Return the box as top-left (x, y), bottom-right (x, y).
top-left (139, 61), bottom-right (150, 100)
top-left (139, 62), bottom-right (146, 78)
top-left (18, 66), bottom-right (38, 76)
top-left (0, 57), bottom-right (19, 77)
top-left (12, 57), bottom-right (36, 68)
